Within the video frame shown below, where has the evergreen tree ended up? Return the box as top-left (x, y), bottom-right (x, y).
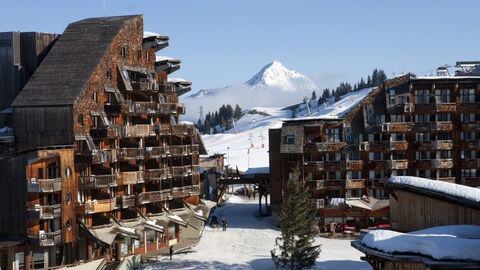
top-left (311, 91), bottom-right (317, 101)
top-left (367, 76), bottom-right (371, 86)
top-left (196, 119), bottom-right (203, 133)
top-left (220, 116), bottom-right (226, 129)
top-left (271, 164), bottom-right (321, 270)
top-left (234, 104), bottom-right (242, 120)
top-left (204, 119), bottom-right (211, 134)
top-left (225, 104), bottom-right (234, 120)
top-left (214, 111), bottom-right (220, 126)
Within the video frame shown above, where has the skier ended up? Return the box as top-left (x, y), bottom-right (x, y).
top-left (222, 217), bottom-right (228, 231)
top-left (169, 245), bottom-right (174, 260)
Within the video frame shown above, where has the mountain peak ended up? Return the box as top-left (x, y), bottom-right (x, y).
top-left (245, 61), bottom-right (317, 92)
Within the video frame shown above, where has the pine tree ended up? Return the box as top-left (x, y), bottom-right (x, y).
top-left (311, 91), bottom-right (317, 101)
top-left (271, 164), bottom-right (321, 270)
top-left (220, 116), bottom-right (226, 129)
top-left (234, 104), bottom-right (242, 120)
top-left (196, 119), bottom-right (203, 133)
top-left (204, 119), bottom-right (211, 134)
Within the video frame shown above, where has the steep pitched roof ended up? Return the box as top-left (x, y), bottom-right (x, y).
top-left (12, 15), bottom-right (141, 107)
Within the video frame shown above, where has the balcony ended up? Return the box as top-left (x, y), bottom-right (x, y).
top-left (121, 195), bottom-right (137, 209)
top-left (28, 204), bottom-right (61, 219)
top-left (28, 230), bottom-right (61, 246)
top-left (144, 168), bottom-right (171, 182)
top-left (157, 124), bottom-right (171, 136)
top-left (388, 141), bottom-right (408, 151)
top-left (145, 146), bottom-right (170, 158)
top-left (346, 160), bottom-right (363, 170)
top-left (119, 124), bottom-right (156, 138)
top-left (324, 161), bottom-right (346, 170)
top-left (172, 187), bottom-right (189, 198)
top-left (90, 125), bottom-right (121, 138)
top-left (462, 177), bottom-right (480, 187)
top-left (346, 179), bottom-right (365, 189)
top-left (387, 159), bottom-right (408, 170)
top-left (434, 103), bottom-right (457, 112)
top-left (457, 102), bottom-right (480, 113)
top-left (432, 140), bottom-right (453, 150)
top-left (171, 166), bottom-right (191, 177)
top-left (177, 103), bottom-right (186, 115)
top-left (138, 190), bottom-right (170, 204)
top-left (412, 103), bottom-right (433, 113)
top-left (158, 103), bottom-right (179, 115)
top-left (366, 178), bottom-right (385, 188)
top-left (118, 171), bottom-right (144, 185)
top-left (79, 174), bottom-right (117, 189)
top-left (313, 142), bottom-right (345, 152)
top-left (368, 141), bottom-right (389, 152)
top-left (431, 159), bottom-right (453, 169)
top-left (306, 180), bottom-right (324, 190)
top-left (171, 124), bottom-right (195, 136)
top-left (304, 161), bottom-right (324, 171)
top-left (460, 121), bottom-right (480, 131)
top-left (191, 185), bottom-right (201, 195)
top-left (368, 160), bottom-right (388, 170)
top-left (437, 177), bottom-right (456, 183)
top-left (192, 144), bottom-right (200, 155)
top-left (192, 165), bottom-right (200, 174)
top-left (324, 179), bottom-right (346, 189)
top-left (414, 160), bottom-right (432, 169)
top-left (91, 149), bottom-right (117, 164)
top-left (27, 178), bottom-right (61, 193)
top-left (125, 101), bottom-right (158, 115)
top-left (432, 121), bottom-right (453, 131)
top-left (386, 122), bottom-right (410, 132)
top-left (84, 198), bottom-right (117, 214)
top-left (118, 147), bottom-right (144, 160)
top-left (170, 145), bottom-right (191, 156)
top-left (130, 79), bottom-right (159, 92)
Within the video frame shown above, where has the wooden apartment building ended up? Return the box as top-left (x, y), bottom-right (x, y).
top-left (269, 70), bottom-right (480, 229)
top-left (0, 15), bottom-right (210, 269)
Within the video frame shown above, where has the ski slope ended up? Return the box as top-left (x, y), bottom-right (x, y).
top-left (202, 87), bottom-right (375, 172)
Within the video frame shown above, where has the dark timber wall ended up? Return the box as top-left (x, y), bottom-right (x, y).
top-left (13, 106), bottom-right (74, 152)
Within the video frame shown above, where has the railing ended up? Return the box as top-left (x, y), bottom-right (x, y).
top-left (138, 190), bottom-right (170, 204)
top-left (304, 161), bottom-right (324, 171)
top-left (171, 166), bottom-right (190, 177)
top-left (177, 103), bottom-right (186, 114)
top-left (366, 178), bottom-right (386, 188)
top-left (434, 103), bottom-right (457, 112)
top-left (313, 142), bottom-right (345, 152)
top-left (144, 168), bottom-right (171, 182)
top-left (386, 122), bottom-right (410, 132)
top-left (346, 179), bottom-right (365, 189)
top-left (158, 83), bottom-right (175, 94)
top-left (84, 198), bottom-right (117, 213)
top-left (192, 144), bottom-right (200, 154)
top-left (436, 177), bottom-right (456, 183)
top-left (144, 146), bottom-right (170, 158)
top-left (307, 180), bottom-right (325, 190)
top-left (170, 145), bottom-right (191, 156)
top-left (412, 122), bottom-right (432, 132)
top-left (462, 177), bottom-right (480, 187)
top-left (191, 185), bottom-right (201, 194)
top-left (157, 124), bottom-right (171, 136)
top-left (368, 141), bottom-right (389, 152)
top-left (118, 171), bottom-right (144, 185)
top-left (460, 121), bottom-right (480, 130)
top-left (172, 187), bottom-right (188, 198)
top-left (431, 159), bottom-right (453, 169)
top-left (91, 149), bottom-right (117, 164)
top-left (192, 165), bottom-right (201, 174)
top-left (158, 103), bottom-right (178, 114)
top-left (130, 79), bottom-right (159, 91)
top-left (432, 140), bottom-right (453, 150)
top-left (118, 124), bottom-right (156, 137)
top-left (346, 160), bottom-right (363, 170)
top-left (323, 160), bottom-right (346, 170)
top-left (126, 101), bottom-right (158, 114)
top-left (28, 204), bottom-right (62, 219)
top-left (79, 175), bottom-right (117, 188)
top-left (388, 141), bottom-right (408, 151)
top-left (118, 147), bottom-right (144, 160)
top-left (324, 179), bottom-right (346, 189)
top-left (28, 230), bottom-right (61, 246)
top-left (171, 124), bottom-right (195, 135)
top-left (27, 178), bottom-right (62, 193)
top-left (387, 159), bottom-right (408, 170)
top-left (121, 195), bottom-right (137, 209)
top-left (432, 121), bottom-right (453, 131)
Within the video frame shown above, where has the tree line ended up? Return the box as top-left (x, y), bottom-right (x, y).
top-left (196, 104), bottom-right (242, 134)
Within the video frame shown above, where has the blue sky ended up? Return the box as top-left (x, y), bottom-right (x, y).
top-left (1, 0), bottom-right (479, 92)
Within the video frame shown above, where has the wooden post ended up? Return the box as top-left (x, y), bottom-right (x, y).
top-left (155, 232), bottom-right (159, 250)
top-left (7, 247), bottom-right (15, 270)
top-left (24, 248), bottom-right (31, 270)
top-left (87, 239), bottom-right (93, 261)
top-left (143, 231), bottom-right (147, 253)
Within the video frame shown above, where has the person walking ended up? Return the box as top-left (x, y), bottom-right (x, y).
top-left (222, 217), bottom-right (228, 231)
top-left (169, 245), bottom-right (174, 260)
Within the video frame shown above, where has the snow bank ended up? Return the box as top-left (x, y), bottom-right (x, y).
top-left (388, 176), bottom-right (480, 203)
top-left (362, 225), bottom-right (480, 261)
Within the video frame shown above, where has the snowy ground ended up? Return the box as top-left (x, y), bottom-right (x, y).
top-left (201, 87), bottom-right (374, 172)
top-left (143, 195), bottom-right (370, 270)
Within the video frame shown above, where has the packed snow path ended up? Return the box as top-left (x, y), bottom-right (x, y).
top-left (143, 195), bottom-right (370, 270)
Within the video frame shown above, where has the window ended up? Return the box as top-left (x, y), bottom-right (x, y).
top-left (460, 88), bottom-right (475, 103)
top-left (120, 46), bottom-right (127, 59)
top-left (435, 132), bottom-right (451, 140)
top-left (368, 152), bottom-right (383, 161)
top-left (391, 133), bottom-right (406, 141)
top-left (389, 90), bottom-right (396, 104)
top-left (93, 91), bottom-right (98, 103)
top-left (414, 90), bottom-right (429, 104)
top-left (284, 135), bottom-right (295, 144)
top-left (461, 169), bottom-right (476, 177)
top-left (461, 131), bottom-right (476, 141)
top-left (460, 113), bottom-right (476, 123)
top-left (344, 127), bottom-right (352, 142)
top-left (106, 69), bottom-right (112, 80)
top-left (65, 167), bottom-right (72, 179)
top-left (435, 113), bottom-right (450, 122)
top-left (287, 155), bottom-right (298, 162)
top-left (146, 51), bottom-right (150, 61)
top-left (416, 169), bottom-right (431, 178)
top-left (416, 151), bottom-right (431, 160)
top-left (91, 116), bottom-right (99, 128)
top-left (461, 150), bottom-right (476, 159)
top-left (347, 152), bottom-right (361, 160)
top-left (415, 133), bottom-right (430, 142)
top-left (438, 169), bottom-right (451, 178)
top-left (414, 114), bottom-right (430, 123)
top-left (390, 114), bottom-right (405, 122)
top-left (436, 150), bottom-right (451, 159)
top-left (77, 114), bottom-right (83, 126)
top-left (137, 50), bottom-right (142, 61)
top-left (435, 89), bottom-right (450, 103)
top-left (326, 128), bottom-right (340, 142)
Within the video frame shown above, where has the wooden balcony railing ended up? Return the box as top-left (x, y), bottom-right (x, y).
top-left (138, 190), bottom-right (170, 204)
top-left (191, 144), bottom-right (199, 154)
top-left (171, 124), bottom-right (195, 135)
top-left (28, 230), bottom-right (61, 246)
top-left (91, 149), bottom-right (117, 164)
top-left (118, 147), bottom-right (144, 160)
top-left (462, 177), bottom-right (480, 187)
top-left (385, 122), bottom-right (410, 132)
top-left (171, 166), bottom-right (190, 177)
top-left (158, 103), bottom-right (179, 115)
top-left (460, 121), bottom-right (480, 130)
top-left (304, 161), bottom-right (324, 171)
top-left (118, 171), bottom-right (144, 185)
top-left (28, 204), bottom-right (62, 219)
top-left (145, 146), bottom-right (170, 158)
top-left (434, 103), bottom-right (457, 112)
top-left (387, 159), bottom-right (408, 170)
top-left (144, 168), bottom-right (171, 182)
top-left (431, 159), bottom-right (453, 169)
top-left (436, 177), bottom-right (456, 183)
top-left (346, 179), bottom-right (365, 189)
top-left (306, 180), bottom-right (325, 190)
top-left (121, 195), bottom-right (137, 209)
top-left (130, 79), bottom-right (159, 91)
top-left (177, 103), bottom-right (186, 115)
top-left (27, 178), bottom-right (62, 193)
top-left (432, 121), bottom-right (453, 131)
top-left (84, 198), bottom-right (117, 214)
top-left (324, 179), bottom-right (346, 189)
top-left (126, 101), bottom-right (158, 114)
top-left (346, 160), bottom-right (363, 170)
top-left (324, 161), bottom-right (346, 170)
top-left (432, 140), bottom-right (453, 150)
top-left (157, 124), bottom-right (171, 136)
top-left (170, 145), bottom-right (190, 156)
top-left (118, 124), bottom-right (156, 137)
top-left (313, 142), bottom-right (345, 152)
top-left (79, 175), bottom-right (117, 188)
top-left (366, 178), bottom-right (386, 188)
top-left (172, 187), bottom-right (189, 198)
top-left (368, 141), bottom-right (389, 152)
top-left (388, 141), bottom-right (408, 151)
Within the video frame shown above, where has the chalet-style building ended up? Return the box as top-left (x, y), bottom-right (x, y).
top-left (352, 177), bottom-right (480, 270)
top-left (199, 154), bottom-right (225, 199)
top-left (269, 69), bottom-right (480, 229)
top-left (0, 15), bottom-right (210, 269)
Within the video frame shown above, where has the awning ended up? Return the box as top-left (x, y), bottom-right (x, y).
top-left (148, 212), bottom-right (170, 228)
top-left (346, 198), bottom-right (389, 211)
top-left (184, 200), bottom-right (216, 221)
top-left (118, 216), bottom-right (164, 235)
top-left (168, 212), bottom-right (188, 227)
top-left (78, 219), bottom-right (140, 247)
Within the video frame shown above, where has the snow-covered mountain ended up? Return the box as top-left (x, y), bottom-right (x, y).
top-left (182, 61), bottom-right (318, 121)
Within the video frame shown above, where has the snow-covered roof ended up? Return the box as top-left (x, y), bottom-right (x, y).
top-left (414, 75), bottom-right (480, 80)
top-left (360, 225), bottom-right (480, 261)
top-left (143, 31), bottom-right (161, 38)
top-left (244, 167), bottom-right (269, 175)
top-left (388, 176), bottom-right (480, 205)
top-left (168, 77), bottom-right (187, 83)
top-left (155, 55), bottom-right (179, 63)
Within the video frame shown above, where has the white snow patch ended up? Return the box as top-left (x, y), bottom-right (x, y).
top-left (388, 176), bottom-right (480, 203)
top-left (155, 55), bottom-right (175, 62)
top-left (143, 31), bottom-right (161, 38)
top-left (362, 225), bottom-right (480, 261)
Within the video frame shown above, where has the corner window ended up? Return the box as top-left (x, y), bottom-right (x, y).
top-left (77, 114), bottom-right (83, 126)
top-left (137, 50), bottom-right (142, 61)
top-left (106, 69), bottom-right (112, 80)
top-left (120, 46), bottom-right (127, 59)
top-left (284, 135), bottom-right (295, 144)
